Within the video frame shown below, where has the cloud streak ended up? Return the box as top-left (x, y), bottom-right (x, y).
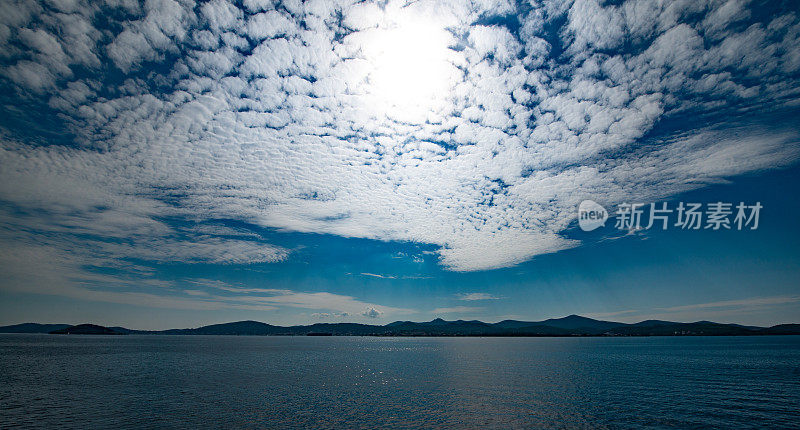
top-left (659, 296), bottom-right (800, 313)
top-left (456, 293), bottom-right (502, 301)
top-left (432, 306), bottom-right (484, 314)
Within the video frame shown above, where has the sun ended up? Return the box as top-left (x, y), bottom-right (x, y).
top-left (361, 17), bottom-right (460, 121)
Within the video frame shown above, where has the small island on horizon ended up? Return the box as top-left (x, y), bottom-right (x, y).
top-left (2, 315), bottom-right (799, 337)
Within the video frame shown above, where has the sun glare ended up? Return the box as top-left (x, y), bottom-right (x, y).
top-left (363, 18), bottom-right (459, 121)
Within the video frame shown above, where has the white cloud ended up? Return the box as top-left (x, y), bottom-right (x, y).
top-left (106, 0), bottom-right (194, 73)
top-left (0, 0), bottom-right (798, 289)
top-left (245, 10), bottom-right (294, 40)
top-left (468, 25), bottom-right (522, 66)
top-left (362, 307), bottom-right (382, 318)
top-left (3, 60), bottom-right (57, 92)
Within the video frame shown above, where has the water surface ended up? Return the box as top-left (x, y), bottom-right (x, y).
top-left (1, 335), bottom-right (798, 429)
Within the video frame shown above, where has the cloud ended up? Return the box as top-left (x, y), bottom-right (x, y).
top-left (311, 312), bottom-right (350, 319)
top-left (456, 293), bottom-right (501, 301)
top-left (360, 273), bottom-right (397, 279)
top-left (659, 296), bottom-right (800, 313)
top-left (0, 245), bottom-right (279, 312)
top-left (185, 280), bottom-right (415, 318)
top-left (362, 307), bottom-right (382, 318)
top-left (586, 296), bottom-right (800, 323)
top-left (358, 272), bottom-right (432, 280)
top-left (0, 0), bottom-right (798, 287)
top-left (0, 242), bottom-right (415, 316)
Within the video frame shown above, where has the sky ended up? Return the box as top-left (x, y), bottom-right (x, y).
top-left (0, 0), bottom-right (799, 330)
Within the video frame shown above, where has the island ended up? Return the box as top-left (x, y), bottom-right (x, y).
top-left (1, 315), bottom-right (798, 337)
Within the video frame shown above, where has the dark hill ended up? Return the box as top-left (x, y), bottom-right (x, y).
top-left (162, 320), bottom-right (281, 335)
top-left (760, 324), bottom-right (800, 335)
top-left (493, 320), bottom-right (539, 329)
top-left (0, 323), bottom-right (71, 333)
top-left (536, 315), bottom-right (625, 332)
top-left (604, 321), bottom-right (756, 336)
top-left (5, 315), bottom-right (800, 337)
top-left (381, 319), bottom-right (496, 336)
top-left (50, 324), bottom-right (125, 335)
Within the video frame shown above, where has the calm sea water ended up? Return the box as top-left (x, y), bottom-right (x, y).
top-left (1, 335), bottom-right (798, 429)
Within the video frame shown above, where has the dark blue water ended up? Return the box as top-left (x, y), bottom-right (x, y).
top-left (1, 335), bottom-right (798, 429)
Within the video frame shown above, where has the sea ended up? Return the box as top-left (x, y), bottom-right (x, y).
top-left (1, 335), bottom-right (798, 429)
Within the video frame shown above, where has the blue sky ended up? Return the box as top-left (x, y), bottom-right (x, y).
top-left (0, 0), bottom-right (799, 329)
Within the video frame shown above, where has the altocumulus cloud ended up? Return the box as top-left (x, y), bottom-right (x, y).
top-left (0, 0), bottom-right (799, 308)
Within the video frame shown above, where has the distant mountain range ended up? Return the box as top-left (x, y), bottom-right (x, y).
top-left (2, 315), bottom-right (799, 337)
